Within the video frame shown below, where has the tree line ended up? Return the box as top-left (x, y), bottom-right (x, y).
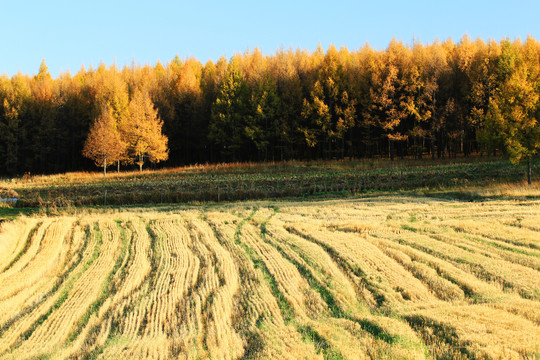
top-left (1, 36), bottom-right (539, 180)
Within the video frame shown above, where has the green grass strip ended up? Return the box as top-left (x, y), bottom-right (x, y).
top-left (297, 325), bottom-right (345, 360)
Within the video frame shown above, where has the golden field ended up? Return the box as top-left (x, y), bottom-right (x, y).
top-left (0, 195), bottom-right (539, 359)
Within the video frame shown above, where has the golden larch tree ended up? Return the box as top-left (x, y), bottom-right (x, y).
top-left (82, 105), bottom-right (126, 175)
top-left (123, 91), bottom-right (168, 171)
top-left (487, 41), bottom-right (540, 184)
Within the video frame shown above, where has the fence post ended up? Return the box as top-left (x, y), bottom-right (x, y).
top-left (104, 189), bottom-right (107, 206)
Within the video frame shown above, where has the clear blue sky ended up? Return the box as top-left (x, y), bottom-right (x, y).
top-left (2, 0), bottom-right (539, 77)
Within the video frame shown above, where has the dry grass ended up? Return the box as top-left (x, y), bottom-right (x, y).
top-left (0, 194), bottom-right (538, 359)
top-left (475, 180), bottom-right (540, 197)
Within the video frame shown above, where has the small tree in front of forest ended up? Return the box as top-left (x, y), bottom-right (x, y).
top-left (122, 91), bottom-right (168, 171)
top-left (82, 104), bottom-right (126, 175)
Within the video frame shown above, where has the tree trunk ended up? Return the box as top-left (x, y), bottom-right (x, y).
top-left (328, 140), bottom-right (332, 160)
top-left (527, 158), bottom-right (532, 185)
top-left (117, 160), bottom-right (120, 173)
top-left (103, 157), bottom-right (107, 176)
top-left (390, 140), bottom-right (395, 161)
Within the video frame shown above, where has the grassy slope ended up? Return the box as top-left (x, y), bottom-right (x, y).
top-left (1, 157), bottom-right (538, 211)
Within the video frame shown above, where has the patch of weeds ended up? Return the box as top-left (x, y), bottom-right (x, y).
top-left (0, 207), bottom-right (35, 221)
top-left (401, 224), bottom-right (418, 233)
top-left (297, 325), bottom-right (344, 360)
top-left (241, 329), bottom-right (265, 360)
top-left (405, 315), bottom-right (475, 359)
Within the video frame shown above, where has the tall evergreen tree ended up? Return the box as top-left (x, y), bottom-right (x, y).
top-left (25, 60), bottom-right (57, 172)
top-left (246, 74), bottom-right (281, 161)
top-left (0, 75), bottom-right (30, 175)
top-left (208, 59), bottom-right (251, 161)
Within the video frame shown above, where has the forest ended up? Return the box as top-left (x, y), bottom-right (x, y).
top-left (1, 36), bottom-right (539, 176)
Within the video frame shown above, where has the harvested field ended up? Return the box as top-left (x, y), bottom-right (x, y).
top-left (0, 196), bottom-right (539, 359)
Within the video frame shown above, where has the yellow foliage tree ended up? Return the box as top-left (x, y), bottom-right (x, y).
top-left (82, 105), bottom-right (126, 175)
top-left (123, 91), bottom-right (168, 171)
top-left (485, 39), bottom-right (540, 184)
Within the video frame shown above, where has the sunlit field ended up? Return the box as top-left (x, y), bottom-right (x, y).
top-left (0, 195), bottom-right (538, 359)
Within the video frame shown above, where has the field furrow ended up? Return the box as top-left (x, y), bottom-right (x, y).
top-left (0, 220), bottom-right (52, 299)
top-left (3, 219), bottom-right (120, 358)
top-left (0, 219), bottom-right (40, 275)
top-left (0, 221), bottom-right (94, 356)
top-left (205, 211), bottom-right (318, 359)
top-left (187, 214), bottom-right (244, 359)
top-left (263, 216), bottom-right (426, 359)
top-left (287, 223), bottom-right (438, 309)
top-left (0, 195), bottom-right (538, 359)
top-left (394, 226), bottom-right (540, 299)
top-left (0, 222), bottom-right (87, 337)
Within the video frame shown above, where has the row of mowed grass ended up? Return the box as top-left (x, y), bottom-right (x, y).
top-left (1, 157), bottom-right (538, 208)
